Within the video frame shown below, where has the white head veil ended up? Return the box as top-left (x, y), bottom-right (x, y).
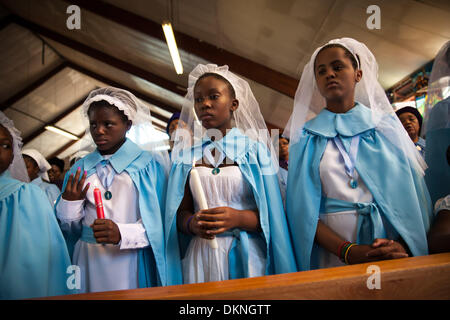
top-left (0, 111), bottom-right (29, 182)
top-left (172, 64), bottom-right (279, 174)
top-left (80, 87), bottom-right (170, 175)
top-left (423, 41), bottom-right (450, 134)
top-left (22, 148), bottom-right (52, 181)
top-left (284, 37), bottom-right (426, 175)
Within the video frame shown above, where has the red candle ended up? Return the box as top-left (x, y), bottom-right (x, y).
top-left (93, 187), bottom-right (105, 219)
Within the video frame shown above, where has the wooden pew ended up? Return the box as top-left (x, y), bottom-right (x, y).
top-left (45, 252), bottom-right (450, 300)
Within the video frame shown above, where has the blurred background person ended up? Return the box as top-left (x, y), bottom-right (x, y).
top-left (48, 156), bottom-right (65, 190)
top-left (166, 112), bottom-right (181, 152)
top-left (22, 149), bottom-right (60, 206)
top-left (277, 133), bottom-right (289, 207)
top-left (278, 134), bottom-right (289, 170)
top-left (396, 106), bottom-right (426, 158)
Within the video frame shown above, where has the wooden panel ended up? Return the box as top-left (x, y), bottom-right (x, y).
top-left (0, 62), bottom-right (67, 111)
top-left (42, 253), bottom-right (450, 300)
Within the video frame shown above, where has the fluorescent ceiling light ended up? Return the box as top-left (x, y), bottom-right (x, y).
top-left (45, 126), bottom-right (79, 140)
top-left (162, 22), bottom-right (183, 75)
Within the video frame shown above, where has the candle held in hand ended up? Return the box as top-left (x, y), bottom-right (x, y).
top-left (190, 160), bottom-right (218, 249)
top-left (93, 187), bottom-right (105, 219)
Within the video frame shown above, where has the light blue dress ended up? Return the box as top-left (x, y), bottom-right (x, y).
top-left (55, 138), bottom-right (169, 288)
top-left (31, 176), bottom-right (60, 207)
top-left (286, 103), bottom-right (433, 271)
top-left (165, 128), bottom-right (297, 285)
top-left (0, 171), bottom-right (72, 299)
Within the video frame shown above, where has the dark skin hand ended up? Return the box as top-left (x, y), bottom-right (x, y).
top-left (315, 220), bottom-right (408, 265)
top-left (62, 167), bottom-right (90, 201)
top-left (62, 167), bottom-right (121, 245)
top-left (90, 219), bottom-right (121, 244)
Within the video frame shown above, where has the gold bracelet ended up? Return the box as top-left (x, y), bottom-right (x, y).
top-left (344, 243), bottom-right (357, 265)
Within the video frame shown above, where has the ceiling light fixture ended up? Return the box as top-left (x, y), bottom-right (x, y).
top-left (45, 126), bottom-right (80, 140)
top-left (162, 21), bottom-right (183, 75)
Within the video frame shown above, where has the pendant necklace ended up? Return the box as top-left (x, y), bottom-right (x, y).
top-left (96, 158), bottom-right (115, 200)
top-left (333, 135), bottom-right (360, 189)
top-left (204, 146), bottom-right (226, 175)
top-left (104, 190), bottom-right (112, 200)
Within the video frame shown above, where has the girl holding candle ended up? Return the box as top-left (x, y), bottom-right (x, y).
top-left (0, 111), bottom-right (71, 299)
top-left (284, 38), bottom-right (433, 271)
top-left (165, 64), bottom-right (297, 285)
top-left (55, 87), bottom-right (169, 293)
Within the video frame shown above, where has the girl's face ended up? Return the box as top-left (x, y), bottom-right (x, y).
top-left (194, 76), bottom-right (238, 134)
top-left (88, 105), bottom-right (131, 155)
top-left (0, 125), bottom-right (14, 175)
top-left (23, 155), bottom-right (40, 181)
top-left (314, 47), bottom-right (362, 104)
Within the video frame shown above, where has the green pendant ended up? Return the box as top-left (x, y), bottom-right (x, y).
top-left (212, 167), bottom-right (220, 175)
top-left (104, 191), bottom-right (112, 200)
top-left (349, 179), bottom-right (358, 189)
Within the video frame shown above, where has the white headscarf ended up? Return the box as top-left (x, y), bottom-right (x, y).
top-left (80, 86), bottom-right (170, 175)
top-left (284, 37), bottom-right (426, 175)
top-left (423, 41), bottom-right (450, 134)
top-left (22, 148), bottom-right (52, 181)
top-left (172, 64), bottom-right (279, 174)
top-left (0, 111), bottom-right (29, 182)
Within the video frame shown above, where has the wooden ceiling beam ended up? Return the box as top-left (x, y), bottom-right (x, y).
top-left (22, 92), bottom-right (90, 145)
top-left (46, 131), bottom-right (85, 160)
top-left (0, 61), bottom-right (67, 111)
top-left (66, 62), bottom-right (176, 122)
top-left (11, 15), bottom-right (187, 97)
top-left (67, 0), bottom-right (299, 98)
top-left (0, 14), bottom-right (13, 31)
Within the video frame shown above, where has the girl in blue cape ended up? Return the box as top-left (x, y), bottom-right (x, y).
top-left (165, 64), bottom-right (297, 285)
top-left (55, 87), bottom-right (169, 293)
top-left (284, 38), bottom-right (433, 271)
top-left (0, 111), bottom-right (71, 299)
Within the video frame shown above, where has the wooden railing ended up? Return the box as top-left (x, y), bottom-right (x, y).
top-left (44, 252), bottom-right (450, 300)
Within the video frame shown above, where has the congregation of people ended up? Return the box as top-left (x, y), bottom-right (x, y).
top-left (0, 38), bottom-right (449, 300)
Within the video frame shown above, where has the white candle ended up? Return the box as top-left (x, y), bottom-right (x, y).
top-left (191, 158), bottom-right (218, 249)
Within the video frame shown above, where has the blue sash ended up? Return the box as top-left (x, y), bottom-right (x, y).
top-left (216, 229), bottom-right (263, 279)
top-left (80, 225), bottom-right (97, 244)
top-left (320, 197), bottom-right (386, 244)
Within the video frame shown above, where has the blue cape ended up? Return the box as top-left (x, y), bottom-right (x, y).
top-left (165, 128), bottom-right (297, 285)
top-left (55, 138), bottom-right (169, 287)
top-left (31, 176), bottom-right (60, 206)
top-left (286, 103), bottom-right (433, 271)
top-left (425, 97), bottom-right (450, 206)
top-left (0, 171), bottom-right (72, 299)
